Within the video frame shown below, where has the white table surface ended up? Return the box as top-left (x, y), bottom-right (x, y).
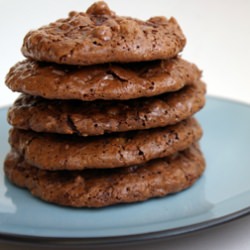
top-left (0, 0), bottom-right (249, 249)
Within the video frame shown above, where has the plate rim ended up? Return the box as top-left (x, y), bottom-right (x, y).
top-left (0, 207), bottom-right (249, 246)
top-left (0, 95), bottom-right (250, 246)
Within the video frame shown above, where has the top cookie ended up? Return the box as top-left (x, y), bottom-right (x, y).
top-left (21, 1), bottom-right (186, 65)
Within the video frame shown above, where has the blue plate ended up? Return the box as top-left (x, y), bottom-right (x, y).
top-left (0, 96), bottom-right (250, 246)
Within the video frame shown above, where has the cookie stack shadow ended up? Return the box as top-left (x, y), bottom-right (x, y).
top-left (4, 1), bottom-right (206, 208)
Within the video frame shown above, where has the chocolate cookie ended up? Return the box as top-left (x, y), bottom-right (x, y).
top-left (9, 118), bottom-right (202, 170)
top-left (21, 1), bottom-right (186, 65)
top-left (4, 144), bottom-right (205, 207)
top-left (5, 57), bottom-right (201, 101)
top-left (8, 82), bottom-right (206, 136)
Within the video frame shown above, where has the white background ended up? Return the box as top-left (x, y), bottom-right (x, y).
top-left (0, 0), bottom-right (250, 249)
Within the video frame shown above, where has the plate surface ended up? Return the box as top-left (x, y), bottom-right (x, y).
top-left (0, 96), bottom-right (250, 246)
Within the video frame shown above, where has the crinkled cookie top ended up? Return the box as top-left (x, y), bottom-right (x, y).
top-left (21, 1), bottom-right (186, 65)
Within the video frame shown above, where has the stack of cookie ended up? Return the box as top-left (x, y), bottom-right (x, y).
top-left (4, 1), bottom-right (206, 207)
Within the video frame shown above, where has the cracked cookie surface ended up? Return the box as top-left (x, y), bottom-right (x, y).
top-left (5, 57), bottom-right (201, 101)
top-left (21, 1), bottom-right (186, 65)
top-left (8, 81), bottom-right (206, 136)
top-left (9, 118), bottom-right (202, 170)
top-left (4, 144), bottom-right (205, 207)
